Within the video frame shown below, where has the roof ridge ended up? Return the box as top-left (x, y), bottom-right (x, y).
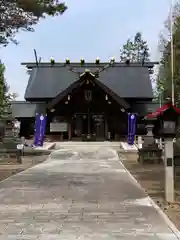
top-left (22, 62), bottom-right (159, 69)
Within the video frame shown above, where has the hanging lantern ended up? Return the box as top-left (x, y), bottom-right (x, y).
top-left (110, 57), bottom-right (115, 64)
top-left (105, 95), bottom-right (108, 101)
top-left (50, 57), bottom-right (55, 65)
top-left (67, 95), bottom-right (70, 100)
top-left (96, 57), bottom-right (100, 64)
top-left (66, 57), bottom-right (70, 64)
top-left (80, 58), bottom-right (85, 65)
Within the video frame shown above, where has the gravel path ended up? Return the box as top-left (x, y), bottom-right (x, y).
top-left (0, 146), bottom-right (179, 239)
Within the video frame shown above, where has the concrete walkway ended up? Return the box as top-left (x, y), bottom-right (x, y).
top-left (0, 146), bottom-right (179, 239)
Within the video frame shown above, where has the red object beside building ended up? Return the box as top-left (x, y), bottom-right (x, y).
top-left (146, 103), bottom-right (180, 119)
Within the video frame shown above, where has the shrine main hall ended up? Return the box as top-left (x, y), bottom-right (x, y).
top-left (11, 59), bottom-right (159, 141)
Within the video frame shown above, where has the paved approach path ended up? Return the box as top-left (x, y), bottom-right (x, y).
top-left (0, 146), bottom-right (179, 239)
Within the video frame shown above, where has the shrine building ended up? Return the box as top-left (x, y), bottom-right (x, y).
top-left (11, 59), bottom-right (159, 141)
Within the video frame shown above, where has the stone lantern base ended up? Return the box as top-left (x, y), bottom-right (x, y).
top-left (138, 144), bottom-right (162, 164)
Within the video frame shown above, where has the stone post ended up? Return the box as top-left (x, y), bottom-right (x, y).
top-left (137, 136), bottom-right (143, 149)
top-left (164, 138), bottom-right (174, 202)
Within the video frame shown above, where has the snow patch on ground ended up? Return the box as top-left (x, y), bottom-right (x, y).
top-left (125, 197), bottom-right (153, 207)
top-left (120, 142), bottom-right (138, 151)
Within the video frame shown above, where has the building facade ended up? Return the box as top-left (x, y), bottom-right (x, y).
top-left (11, 61), bottom-right (159, 141)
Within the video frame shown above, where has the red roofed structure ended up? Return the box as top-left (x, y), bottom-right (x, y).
top-left (146, 103), bottom-right (180, 119)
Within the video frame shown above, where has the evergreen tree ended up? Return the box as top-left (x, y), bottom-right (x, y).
top-left (156, 2), bottom-right (180, 104)
top-left (0, 0), bottom-right (67, 46)
top-left (0, 62), bottom-right (14, 117)
top-left (120, 32), bottom-right (150, 62)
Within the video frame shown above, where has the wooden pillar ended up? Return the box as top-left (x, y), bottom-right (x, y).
top-left (105, 117), bottom-right (108, 139)
top-left (60, 133), bottom-right (63, 141)
top-left (68, 122), bottom-right (71, 140)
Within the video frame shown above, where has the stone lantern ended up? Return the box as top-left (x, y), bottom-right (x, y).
top-left (0, 107), bottom-right (20, 152)
top-left (138, 117), bottom-right (162, 164)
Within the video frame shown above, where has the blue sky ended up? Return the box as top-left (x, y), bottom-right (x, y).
top-left (1, 0), bottom-right (170, 99)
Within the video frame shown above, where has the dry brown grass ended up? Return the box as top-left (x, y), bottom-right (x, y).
top-left (119, 152), bottom-right (180, 231)
top-left (0, 155), bottom-right (47, 182)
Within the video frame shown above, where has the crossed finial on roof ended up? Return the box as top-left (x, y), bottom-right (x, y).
top-left (64, 60), bottom-right (116, 79)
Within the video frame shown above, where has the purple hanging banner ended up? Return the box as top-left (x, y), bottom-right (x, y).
top-left (39, 114), bottom-right (47, 146)
top-left (34, 114), bottom-right (47, 147)
top-left (34, 113), bottom-right (40, 146)
top-left (128, 113), bottom-right (136, 145)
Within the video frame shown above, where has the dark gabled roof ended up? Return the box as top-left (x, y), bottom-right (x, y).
top-left (47, 73), bottom-right (130, 109)
top-left (24, 67), bottom-right (77, 99)
top-left (23, 62), bottom-right (156, 100)
top-left (98, 66), bottom-right (152, 98)
top-left (11, 101), bottom-right (45, 118)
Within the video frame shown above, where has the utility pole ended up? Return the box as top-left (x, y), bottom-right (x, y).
top-left (170, 0), bottom-right (175, 105)
top-left (163, 0), bottom-right (175, 203)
